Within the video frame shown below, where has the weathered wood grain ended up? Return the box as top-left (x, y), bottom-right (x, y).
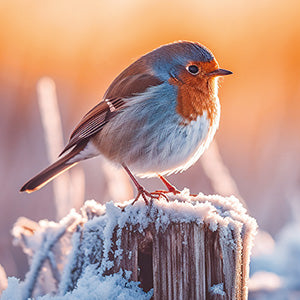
top-left (99, 221), bottom-right (251, 299)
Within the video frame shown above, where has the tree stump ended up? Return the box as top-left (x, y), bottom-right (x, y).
top-left (63, 192), bottom-right (257, 300)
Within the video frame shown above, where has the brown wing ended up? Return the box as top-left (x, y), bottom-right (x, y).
top-left (59, 98), bottom-right (122, 155)
top-left (104, 58), bottom-right (163, 99)
top-left (60, 67), bottom-right (163, 156)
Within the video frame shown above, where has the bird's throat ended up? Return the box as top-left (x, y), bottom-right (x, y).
top-left (175, 80), bottom-right (219, 126)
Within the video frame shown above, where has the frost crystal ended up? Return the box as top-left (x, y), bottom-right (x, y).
top-left (209, 283), bottom-right (226, 296)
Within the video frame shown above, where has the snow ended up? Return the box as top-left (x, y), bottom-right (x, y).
top-left (210, 283), bottom-right (226, 296)
top-left (1, 278), bottom-right (23, 300)
top-left (58, 229), bottom-right (82, 295)
top-left (1, 268), bottom-right (152, 300)
top-left (1, 190), bottom-right (257, 299)
top-left (7, 210), bottom-right (82, 299)
top-left (38, 267), bottom-right (153, 300)
top-left (80, 191), bottom-right (257, 276)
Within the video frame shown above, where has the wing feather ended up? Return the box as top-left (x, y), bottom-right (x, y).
top-left (60, 69), bottom-right (163, 156)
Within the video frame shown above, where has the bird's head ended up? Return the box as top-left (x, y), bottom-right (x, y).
top-left (146, 41), bottom-right (232, 94)
top-left (142, 41), bottom-right (232, 123)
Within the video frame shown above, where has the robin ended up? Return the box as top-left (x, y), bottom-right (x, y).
top-left (20, 41), bottom-right (232, 204)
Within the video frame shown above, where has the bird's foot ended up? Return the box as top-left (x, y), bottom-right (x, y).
top-left (122, 165), bottom-right (175, 206)
top-left (157, 175), bottom-right (181, 195)
top-left (149, 191), bottom-right (170, 202)
top-left (130, 186), bottom-right (170, 206)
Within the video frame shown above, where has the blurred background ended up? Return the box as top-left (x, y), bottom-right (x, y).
top-left (1, 0), bottom-right (300, 298)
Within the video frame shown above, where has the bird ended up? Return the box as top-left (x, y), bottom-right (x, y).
top-left (20, 41), bottom-right (232, 204)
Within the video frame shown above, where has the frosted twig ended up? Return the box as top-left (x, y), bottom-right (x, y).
top-left (0, 264), bottom-right (8, 294)
top-left (37, 78), bottom-right (64, 164)
top-left (37, 77), bottom-right (85, 219)
top-left (48, 251), bottom-right (61, 287)
top-left (19, 212), bottom-right (81, 300)
top-left (201, 140), bottom-right (247, 208)
top-left (37, 77), bottom-right (70, 219)
top-left (20, 226), bottom-right (67, 300)
top-left (69, 167), bottom-right (85, 211)
top-left (101, 159), bottom-right (133, 203)
top-left (59, 227), bottom-right (82, 295)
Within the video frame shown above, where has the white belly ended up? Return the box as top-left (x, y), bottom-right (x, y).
top-left (132, 113), bottom-right (212, 177)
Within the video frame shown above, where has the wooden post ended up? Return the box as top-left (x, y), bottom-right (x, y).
top-left (64, 194), bottom-right (257, 300)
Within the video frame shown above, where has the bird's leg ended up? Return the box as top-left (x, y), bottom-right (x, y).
top-left (122, 164), bottom-right (152, 205)
top-left (156, 174), bottom-right (180, 195)
top-left (122, 165), bottom-right (172, 204)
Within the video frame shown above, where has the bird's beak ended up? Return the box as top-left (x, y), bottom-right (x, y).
top-left (207, 68), bottom-right (233, 77)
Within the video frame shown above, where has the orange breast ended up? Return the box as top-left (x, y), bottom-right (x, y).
top-left (169, 60), bottom-right (219, 125)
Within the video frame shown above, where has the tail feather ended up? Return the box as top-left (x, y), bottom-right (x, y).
top-left (20, 143), bottom-right (86, 193)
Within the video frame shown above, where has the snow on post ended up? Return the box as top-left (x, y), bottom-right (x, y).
top-left (4, 191), bottom-right (257, 300)
top-left (77, 191), bottom-right (256, 300)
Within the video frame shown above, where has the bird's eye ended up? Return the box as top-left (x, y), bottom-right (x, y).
top-left (187, 65), bottom-right (199, 75)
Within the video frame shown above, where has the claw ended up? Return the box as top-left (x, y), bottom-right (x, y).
top-left (130, 188), bottom-right (171, 206)
top-left (130, 186), bottom-right (149, 205)
top-left (151, 191), bottom-right (170, 202)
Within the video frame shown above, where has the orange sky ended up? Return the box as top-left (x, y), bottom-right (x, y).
top-left (1, 0), bottom-right (300, 217)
